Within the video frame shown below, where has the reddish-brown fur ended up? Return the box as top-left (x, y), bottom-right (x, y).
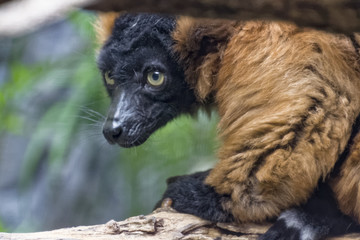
top-left (330, 133), bottom-right (360, 222)
top-left (95, 12), bottom-right (121, 46)
top-left (97, 14), bottom-right (360, 223)
top-left (173, 17), bottom-right (360, 222)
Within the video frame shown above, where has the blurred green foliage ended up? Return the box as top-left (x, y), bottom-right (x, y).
top-left (16, 11), bottom-right (106, 185)
top-left (0, 62), bottom-right (43, 134)
top-left (0, 222), bottom-right (5, 232)
top-left (0, 10), bottom-right (219, 229)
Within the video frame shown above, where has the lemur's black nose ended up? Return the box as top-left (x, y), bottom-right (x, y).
top-left (102, 120), bottom-right (123, 144)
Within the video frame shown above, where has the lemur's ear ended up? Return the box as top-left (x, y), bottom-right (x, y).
top-left (95, 12), bottom-right (121, 45)
top-left (172, 17), bottom-right (236, 101)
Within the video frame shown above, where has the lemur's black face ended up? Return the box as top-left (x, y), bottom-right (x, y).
top-left (97, 14), bottom-right (196, 147)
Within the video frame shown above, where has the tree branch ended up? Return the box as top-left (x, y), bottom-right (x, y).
top-left (1, 0), bottom-right (360, 37)
top-left (85, 0), bottom-right (360, 33)
top-left (0, 208), bottom-right (359, 240)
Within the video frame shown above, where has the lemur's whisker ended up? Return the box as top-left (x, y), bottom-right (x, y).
top-left (79, 107), bottom-right (106, 120)
top-left (78, 115), bottom-right (103, 123)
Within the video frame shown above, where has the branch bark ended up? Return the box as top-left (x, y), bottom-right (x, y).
top-left (0, 208), bottom-right (359, 240)
top-left (1, 0), bottom-right (360, 37)
top-left (85, 0), bottom-right (360, 33)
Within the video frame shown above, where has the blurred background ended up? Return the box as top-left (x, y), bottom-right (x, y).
top-left (0, 2), bottom-right (218, 233)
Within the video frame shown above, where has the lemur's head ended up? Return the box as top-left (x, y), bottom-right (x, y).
top-left (97, 13), bottom-right (196, 147)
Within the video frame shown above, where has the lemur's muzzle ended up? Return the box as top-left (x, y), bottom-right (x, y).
top-left (102, 88), bottom-right (137, 146)
top-left (102, 118), bottom-right (123, 145)
top-left (102, 87), bottom-right (154, 147)
top-left (102, 88), bottom-right (125, 144)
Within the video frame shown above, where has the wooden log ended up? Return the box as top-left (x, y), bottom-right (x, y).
top-left (85, 0), bottom-right (360, 33)
top-left (0, 208), bottom-right (359, 240)
top-left (1, 0), bottom-right (360, 36)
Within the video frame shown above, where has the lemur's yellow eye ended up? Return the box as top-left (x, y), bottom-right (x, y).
top-left (105, 71), bottom-right (115, 85)
top-left (147, 71), bottom-right (165, 87)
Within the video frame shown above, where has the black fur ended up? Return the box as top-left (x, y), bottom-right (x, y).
top-left (260, 183), bottom-right (360, 240)
top-left (155, 170), bottom-right (234, 222)
top-left (350, 33), bottom-right (360, 57)
top-left (97, 13), bottom-right (196, 147)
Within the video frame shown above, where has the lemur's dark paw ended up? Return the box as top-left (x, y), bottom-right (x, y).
top-left (259, 209), bottom-right (326, 240)
top-left (155, 170), bottom-right (233, 222)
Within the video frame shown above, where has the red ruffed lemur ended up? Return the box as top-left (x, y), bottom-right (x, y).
top-left (95, 12), bottom-right (360, 240)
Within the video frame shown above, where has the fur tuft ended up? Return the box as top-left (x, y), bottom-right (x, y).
top-left (330, 131), bottom-right (360, 223)
top-left (172, 16), bottom-right (237, 102)
top-left (95, 12), bottom-right (121, 45)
